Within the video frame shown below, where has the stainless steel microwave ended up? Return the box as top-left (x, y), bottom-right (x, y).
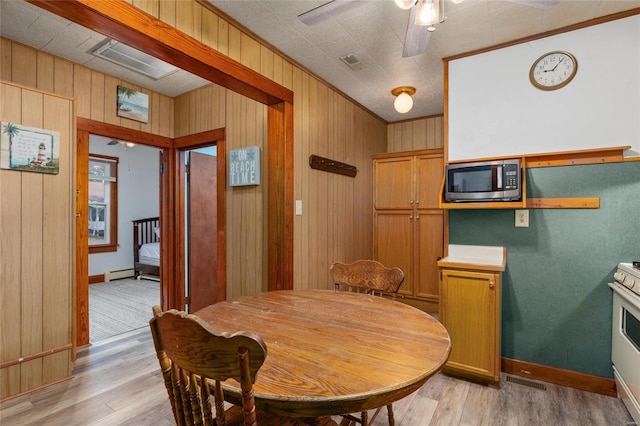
top-left (445, 159), bottom-right (521, 202)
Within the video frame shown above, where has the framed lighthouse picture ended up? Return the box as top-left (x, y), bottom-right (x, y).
top-left (0, 122), bottom-right (60, 175)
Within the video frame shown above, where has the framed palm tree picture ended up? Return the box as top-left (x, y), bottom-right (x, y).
top-left (117, 85), bottom-right (149, 123)
top-left (0, 122), bottom-right (60, 174)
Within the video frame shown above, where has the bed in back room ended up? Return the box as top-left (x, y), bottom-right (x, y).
top-left (133, 217), bottom-right (160, 281)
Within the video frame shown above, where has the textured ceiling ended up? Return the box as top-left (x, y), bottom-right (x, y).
top-left (2, 0), bottom-right (639, 122)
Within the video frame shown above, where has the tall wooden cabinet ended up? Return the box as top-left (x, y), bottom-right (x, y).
top-left (373, 149), bottom-right (444, 312)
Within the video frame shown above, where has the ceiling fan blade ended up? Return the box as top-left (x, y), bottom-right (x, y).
top-left (402, 7), bottom-right (432, 58)
top-left (298, 0), bottom-right (368, 26)
top-left (507, 0), bottom-right (559, 10)
top-left (107, 139), bottom-right (120, 145)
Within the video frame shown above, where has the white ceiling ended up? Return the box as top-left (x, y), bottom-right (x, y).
top-left (1, 0), bottom-right (638, 122)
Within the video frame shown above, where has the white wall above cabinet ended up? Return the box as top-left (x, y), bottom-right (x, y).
top-left (448, 15), bottom-right (640, 161)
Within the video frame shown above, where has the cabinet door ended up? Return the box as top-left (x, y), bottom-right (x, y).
top-left (440, 269), bottom-right (499, 382)
top-left (415, 155), bottom-right (443, 209)
top-left (415, 211), bottom-right (443, 301)
top-left (374, 211), bottom-right (413, 296)
top-left (374, 157), bottom-right (414, 210)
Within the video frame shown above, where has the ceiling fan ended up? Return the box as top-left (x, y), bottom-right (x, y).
top-left (108, 139), bottom-right (136, 150)
top-left (298, 0), bottom-right (559, 58)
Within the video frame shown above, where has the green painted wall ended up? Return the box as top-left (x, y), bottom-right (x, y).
top-left (448, 160), bottom-right (640, 378)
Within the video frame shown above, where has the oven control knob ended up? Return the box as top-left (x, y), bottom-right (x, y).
top-left (614, 271), bottom-right (626, 283)
top-left (627, 279), bottom-right (636, 289)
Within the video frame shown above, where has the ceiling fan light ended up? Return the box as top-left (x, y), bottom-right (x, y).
top-left (415, 0), bottom-right (445, 27)
top-left (415, 0), bottom-right (437, 26)
top-left (394, 0), bottom-right (415, 10)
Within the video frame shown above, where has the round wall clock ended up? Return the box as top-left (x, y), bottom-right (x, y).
top-left (529, 51), bottom-right (578, 91)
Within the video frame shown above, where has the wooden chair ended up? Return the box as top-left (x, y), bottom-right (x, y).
top-left (329, 260), bottom-right (405, 426)
top-left (150, 306), bottom-right (337, 426)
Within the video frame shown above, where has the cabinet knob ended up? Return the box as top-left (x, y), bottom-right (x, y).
top-left (489, 281), bottom-right (495, 289)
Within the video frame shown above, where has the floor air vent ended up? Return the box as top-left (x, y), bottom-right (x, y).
top-left (506, 375), bottom-right (547, 391)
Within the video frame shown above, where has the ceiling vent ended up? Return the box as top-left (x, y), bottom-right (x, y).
top-left (92, 39), bottom-right (179, 80)
top-left (340, 53), bottom-right (366, 71)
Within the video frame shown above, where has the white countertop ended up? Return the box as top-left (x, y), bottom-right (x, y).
top-left (438, 244), bottom-right (506, 271)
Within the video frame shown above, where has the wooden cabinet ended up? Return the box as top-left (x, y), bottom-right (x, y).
top-left (373, 149), bottom-right (444, 311)
top-left (438, 261), bottom-right (503, 386)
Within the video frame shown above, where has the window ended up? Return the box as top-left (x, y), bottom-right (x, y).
top-left (89, 154), bottom-right (118, 253)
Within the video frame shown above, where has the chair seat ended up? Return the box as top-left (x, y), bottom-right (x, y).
top-left (225, 405), bottom-right (338, 425)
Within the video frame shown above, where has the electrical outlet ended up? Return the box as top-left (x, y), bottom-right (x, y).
top-left (295, 199), bottom-right (303, 216)
top-left (515, 209), bottom-right (529, 227)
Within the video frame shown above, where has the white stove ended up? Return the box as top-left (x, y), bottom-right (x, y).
top-left (609, 262), bottom-right (640, 425)
top-left (614, 262), bottom-right (640, 298)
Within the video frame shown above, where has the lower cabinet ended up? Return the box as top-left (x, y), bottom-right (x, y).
top-left (374, 210), bottom-right (443, 311)
top-left (439, 267), bottom-right (502, 386)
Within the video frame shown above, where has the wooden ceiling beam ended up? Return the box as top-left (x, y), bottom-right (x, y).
top-left (27, 0), bottom-right (293, 106)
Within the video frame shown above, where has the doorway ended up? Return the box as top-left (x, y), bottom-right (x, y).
top-left (184, 147), bottom-right (220, 313)
top-left (76, 119), bottom-right (228, 347)
top-left (87, 134), bottom-right (161, 342)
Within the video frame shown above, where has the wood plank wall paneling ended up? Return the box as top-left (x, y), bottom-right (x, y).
top-left (159, 0), bottom-right (386, 294)
top-left (387, 116), bottom-right (444, 152)
top-left (0, 82), bottom-right (74, 400)
top-left (3, 1), bottom-right (392, 375)
top-left (0, 37), bottom-right (174, 139)
top-left (1, 83), bottom-right (24, 398)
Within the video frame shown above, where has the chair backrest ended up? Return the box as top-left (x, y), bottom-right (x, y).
top-left (330, 260), bottom-right (405, 301)
top-left (149, 305), bottom-right (267, 426)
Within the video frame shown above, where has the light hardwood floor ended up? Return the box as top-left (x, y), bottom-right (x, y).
top-left (0, 327), bottom-right (634, 426)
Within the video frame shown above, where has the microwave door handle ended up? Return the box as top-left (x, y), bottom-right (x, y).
top-left (496, 165), bottom-right (503, 190)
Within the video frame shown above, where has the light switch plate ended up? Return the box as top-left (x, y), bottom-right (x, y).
top-left (515, 209), bottom-right (529, 227)
top-left (295, 200), bottom-right (303, 216)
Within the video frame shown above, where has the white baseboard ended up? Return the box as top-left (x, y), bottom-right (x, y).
top-left (104, 268), bottom-right (135, 282)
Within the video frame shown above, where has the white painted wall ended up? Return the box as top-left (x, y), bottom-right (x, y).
top-left (88, 135), bottom-right (160, 276)
top-left (448, 15), bottom-right (640, 161)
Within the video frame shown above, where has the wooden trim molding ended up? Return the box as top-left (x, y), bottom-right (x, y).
top-left (0, 344), bottom-right (73, 369)
top-left (77, 117), bottom-right (173, 149)
top-left (89, 274), bottom-right (105, 284)
top-left (444, 8), bottom-right (640, 62)
top-left (502, 357), bottom-right (617, 397)
top-left (525, 146), bottom-right (630, 168)
top-left (526, 197), bottom-right (600, 209)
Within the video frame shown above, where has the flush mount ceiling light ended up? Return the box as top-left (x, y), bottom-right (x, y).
top-left (391, 87), bottom-right (416, 114)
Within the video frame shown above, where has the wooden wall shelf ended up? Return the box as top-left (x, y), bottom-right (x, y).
top-left (439, 147), bottom-right (627, 210)
top-left (526, 197), bottom-right (600, 209)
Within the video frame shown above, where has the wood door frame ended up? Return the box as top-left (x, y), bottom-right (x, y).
top-left (174, 130), bottom-right (227, 311)
top-left (76, 118), bottom-right (172, 347)
top-left (33, 0), bottom-right (295, 300)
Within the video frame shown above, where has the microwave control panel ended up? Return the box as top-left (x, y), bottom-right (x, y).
top-left (504, 164), bottom-right (519, 189)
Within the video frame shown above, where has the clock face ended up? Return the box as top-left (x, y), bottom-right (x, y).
top-left (529, 51), bottom-right (578, 90)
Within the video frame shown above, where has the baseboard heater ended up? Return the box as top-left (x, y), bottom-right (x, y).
top-left (104, 268), bottom-right (135, 282)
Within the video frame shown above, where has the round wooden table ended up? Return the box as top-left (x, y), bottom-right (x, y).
top-left (194, 289), bottom-right (451, 418)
